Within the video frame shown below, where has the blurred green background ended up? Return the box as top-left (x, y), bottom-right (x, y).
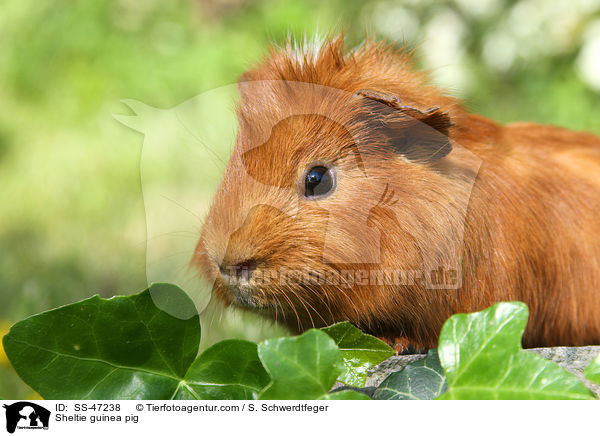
top-left (1, 0), bottom-right (599, 398)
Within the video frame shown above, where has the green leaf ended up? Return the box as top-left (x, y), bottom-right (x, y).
top-left (174, 339), bottom-right (269, 399)
top-left (584, 353), bottom-right (600, 385)
top-left (322, 322), bottom-right (394, 387)
top-left (437, 302), bottom-right (595, 400)
top-left (258, 329), bottom-right (349, 400)
top-left (373, 349), bottom-right (447, 400)
top-left (3, 283), bottom-right (200, 399)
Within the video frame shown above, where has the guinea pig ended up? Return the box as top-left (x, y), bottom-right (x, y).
top-left (194, 35), bottom-right (600, 352)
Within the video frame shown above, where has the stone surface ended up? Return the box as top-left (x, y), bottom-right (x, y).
top-left (364, 353), bottom-right (427, 388)
top-left (341, 346), bottom-right (600, 398)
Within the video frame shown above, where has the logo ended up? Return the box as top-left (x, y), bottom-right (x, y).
top-left (2, 402), bottom-right (50, 434)
top-left (114, 81), bottom-right (482, 314)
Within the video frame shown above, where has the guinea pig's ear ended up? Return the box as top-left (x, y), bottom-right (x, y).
top-left (353, 89), bottom-right (453, 163)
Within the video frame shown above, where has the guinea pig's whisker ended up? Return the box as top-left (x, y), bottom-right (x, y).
top-left (297, 273), bottom-right (336, 324)
top-left (291, 291), bottom-right (316, 329)
top-left (200, 296), bottom-right (223, 341)
top-left (145, 232), bottom-right (201, 248)
top-left (278, 287), bottom-right (302, 331)
top-left (160, 195), bottom-right (205, 225)
top-left (317, 293), bottom-right (335, 325)
top-left (257, 288), bottom-right (269, 315)
top-left (149, 249), bottom-right (200, 263)
top-left (174, 112), bottom-right (228, 169)
top-left (152, 230), bottom-right (200, 238)
top-left (296, 290), bottom-right (328, 326)
top-left (272, 293), bottom-right (286, 326)
top-left (328, 277), bottom-right (361, 321)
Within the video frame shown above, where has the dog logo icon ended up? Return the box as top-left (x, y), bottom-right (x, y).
top-left (2, 402), bottom-right (50, 433)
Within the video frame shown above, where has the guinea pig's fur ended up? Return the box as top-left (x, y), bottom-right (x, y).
top-left (195, 35), bottom-right (600, 350)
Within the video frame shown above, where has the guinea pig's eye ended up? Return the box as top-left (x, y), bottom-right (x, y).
top-left (304, 166), bottom-right (335, 198)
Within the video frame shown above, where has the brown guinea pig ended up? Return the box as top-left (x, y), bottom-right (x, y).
top-left (194, 35), bottom-right (600, 352)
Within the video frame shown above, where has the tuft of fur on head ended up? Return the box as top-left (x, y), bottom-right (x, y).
top-left (238, 33), bottom-right (457, 107)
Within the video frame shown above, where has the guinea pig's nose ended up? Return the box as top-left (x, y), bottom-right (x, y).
top-left (219, 259), bottom-right (257, 282)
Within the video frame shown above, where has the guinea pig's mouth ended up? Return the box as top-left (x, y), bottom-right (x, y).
top-left (227, 285), bottom-right (267, 309)
top-left (215, 275), bottom-right (274, 310)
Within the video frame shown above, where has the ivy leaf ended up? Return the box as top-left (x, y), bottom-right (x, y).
top-left (258, 329), bottom-right (362, 400)
top-left (584, 353), bottom-right (600, 386)
top-left (437, 302), bottom-right (595, 400)
top-left (373, 349), bottom-right (447, 400)
top-left (3, 283), bottom-right (200, 399)
top-left (174, 339), bottom-right (269, 399)
top-left (322, 322), bottom-right (394, 387)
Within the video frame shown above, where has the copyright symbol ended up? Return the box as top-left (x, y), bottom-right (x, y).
top-left (136, 404), bottom-right (143, 411)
